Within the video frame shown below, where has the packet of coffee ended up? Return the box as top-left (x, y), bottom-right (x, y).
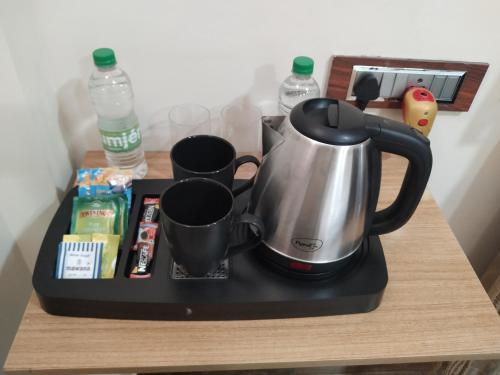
top-left (133, 222), bottom-right (158, 249)
top-left (130, 242), bottom-right (155, 279)
top-left (129, 222), bottom-right (158, 278)
top-left (141, 198), bottom-right (160, 223)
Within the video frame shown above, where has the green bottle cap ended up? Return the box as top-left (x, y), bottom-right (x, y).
top-left (92, 48), bottom-right (116, 67)
top-left (292, 56), bottom-right (314, 75)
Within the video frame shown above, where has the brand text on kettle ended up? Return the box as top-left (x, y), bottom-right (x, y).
top-left (292, 238), bottom-right (323, 252)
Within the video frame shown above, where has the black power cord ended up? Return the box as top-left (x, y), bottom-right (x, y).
top-left (354, 74), bottom-right (380, 111)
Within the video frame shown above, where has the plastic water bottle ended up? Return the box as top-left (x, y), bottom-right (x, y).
top-left (89, 48), bottom-right (147, 178)
top-left (279, 56), bottom-right (321, 115)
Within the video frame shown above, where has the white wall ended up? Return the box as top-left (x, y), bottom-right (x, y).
top-left (0, 4), bottom-right (71, 374)
top-left (1, 0), bottom-right (500, 370)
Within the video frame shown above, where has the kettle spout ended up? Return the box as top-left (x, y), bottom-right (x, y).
top-left (262, 116), bottom-right (286, 156)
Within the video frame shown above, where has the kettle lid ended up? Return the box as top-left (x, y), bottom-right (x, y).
top-left (289, 98), bottom-right (369, 145)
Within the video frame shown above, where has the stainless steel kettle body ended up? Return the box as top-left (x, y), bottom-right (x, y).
top-left (250, 98), bottom-right (433, 269)
top-left (250, 119), bottom-right (375, 263)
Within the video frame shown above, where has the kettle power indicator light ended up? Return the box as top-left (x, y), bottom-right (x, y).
top-left (289, 261), bottom-right (313, 272)
top-left (417, 119), bottom-right (429, 126)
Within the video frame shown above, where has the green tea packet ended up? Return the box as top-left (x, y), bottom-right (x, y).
top-left (114, 195), bottom-right (128, 244)
top-left (62, 233), bottom-right (120, 279)
top-left (63, 234), bottom-right (92, 242)
top-left (71, 196), bottom-right (119, 235)
top-left (70, 194), bottom-right (128, 241)
top-left (91, 233), bottom-right (120, 279)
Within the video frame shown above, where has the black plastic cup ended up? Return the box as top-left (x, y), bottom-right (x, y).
top-left (171, 135), bottom-right (260, 196)
top-left (160, 178), bottom-right (264, 276)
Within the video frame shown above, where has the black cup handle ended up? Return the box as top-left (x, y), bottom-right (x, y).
top-left (232, 155), bottom-right (261, 196)
top-left (227, 213), bottom-right (264, 255)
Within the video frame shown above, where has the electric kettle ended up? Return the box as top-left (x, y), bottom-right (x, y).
top-left (249, 98), bottom-right (432, 275)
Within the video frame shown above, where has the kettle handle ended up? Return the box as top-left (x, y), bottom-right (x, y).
top-left (365, 116), bottom-right (433, 235)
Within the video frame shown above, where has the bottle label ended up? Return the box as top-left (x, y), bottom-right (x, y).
top-left (99, 124), bottom-right (142, 153)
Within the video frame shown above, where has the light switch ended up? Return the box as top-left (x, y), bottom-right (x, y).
top-left (440, 76), bottom-right (461, 102)
top-left (429, 75), bottom-right (447, 97)
top-left (391, 73), bottom-right (409, 98)
top-left (379, 73), bottom-right (396, 97)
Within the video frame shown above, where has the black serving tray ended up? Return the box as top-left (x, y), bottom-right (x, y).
top-left (32, 179), bottom-right (388, 320)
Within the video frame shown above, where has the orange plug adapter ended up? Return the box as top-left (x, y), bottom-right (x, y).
top-left (402, 87), bottom-right (437, 137)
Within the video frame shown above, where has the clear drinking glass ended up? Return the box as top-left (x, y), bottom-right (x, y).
top-left (221, 102), bottom-right (262, 153)
top-left (168, 104), bottom-right (211, 145)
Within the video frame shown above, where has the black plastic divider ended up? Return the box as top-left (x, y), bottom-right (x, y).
top-left (116, 190), bottom-right (144, 279)
top-left (32, 179), bottom-right (388, 320)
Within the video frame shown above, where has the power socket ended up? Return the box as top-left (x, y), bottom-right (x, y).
top-left (327, 56), bottom-right (488, 111)
top-left (346, 66), bottom-right (466, 103)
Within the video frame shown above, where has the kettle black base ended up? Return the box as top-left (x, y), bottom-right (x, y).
top-left (256, 240), bottom-right (367, 280)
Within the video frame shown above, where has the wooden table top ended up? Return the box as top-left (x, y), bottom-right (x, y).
top-left (4, 151), bottom-right (500, 374)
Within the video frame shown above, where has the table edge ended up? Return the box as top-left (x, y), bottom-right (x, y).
top-left (5, 351), bottom-right (500, 375)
